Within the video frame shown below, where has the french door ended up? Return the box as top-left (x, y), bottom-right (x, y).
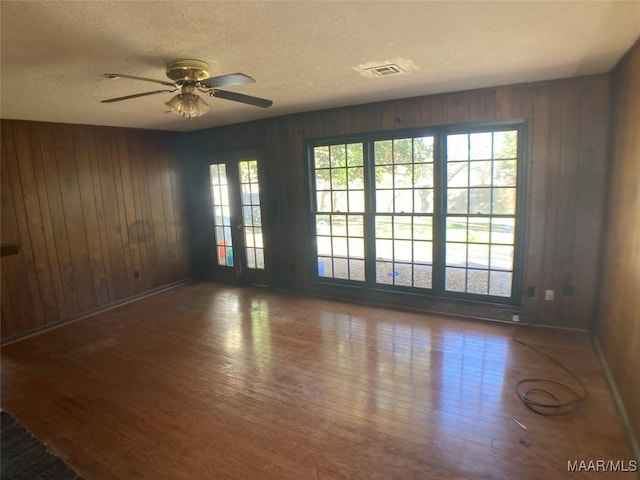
top-left (209, 150), bottom-right (269, 286)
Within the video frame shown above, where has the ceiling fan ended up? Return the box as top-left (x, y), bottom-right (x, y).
top-left (101, 59), bottom-right (273, 118)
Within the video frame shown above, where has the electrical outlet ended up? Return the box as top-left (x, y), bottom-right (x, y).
top-left (545, 289), bottom-right (554, 301)
top-left (512, 314), bottom-right (520, 322)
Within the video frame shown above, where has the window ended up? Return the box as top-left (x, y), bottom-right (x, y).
top-left (314, 143), bottom-right (365, 281)
top-left (308, 123), bottom-right (525, 304)
top-left (373, 136), bottom-right (434, 288)
top-left (444, 131), bottom-right (518, 297)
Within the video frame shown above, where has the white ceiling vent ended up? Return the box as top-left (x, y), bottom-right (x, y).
top-left (367, 64), bottom-right (404, 77)
top-left (353, 58), bottom-right (419, 79)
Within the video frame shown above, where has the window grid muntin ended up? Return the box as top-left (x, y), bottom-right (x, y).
top-left (375, 214), bottom-right (433, 289)
top-left (373, 136), bottom-right (434, 289)
top-left (239, 160), bottom-right (265, 270)
top-left (308, 123), bottom-right (523, 304)
top-left (210, 164), bottom-right (234, 267)
top-left (445, 130), bottom-right (518, 297)
top-left (313, 143), bottom-right (365, 282)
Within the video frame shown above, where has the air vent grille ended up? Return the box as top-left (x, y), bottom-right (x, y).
top-left (353, 58), bottom-right (419, 79)
top-left (366, 64), bottom-right (404, 77)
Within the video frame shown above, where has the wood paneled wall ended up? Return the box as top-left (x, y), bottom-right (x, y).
top-left (596, 40), bottom-right (640, 445)
top-left (1, 121), bottom-right (191, 340)
top-left (186, 75), bottom-right (610, 329)
top-left (1, 74), bottom-right (613, 339)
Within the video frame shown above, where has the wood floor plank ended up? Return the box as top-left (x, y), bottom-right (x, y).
top-left (1, 283), bottom-right (636, 479)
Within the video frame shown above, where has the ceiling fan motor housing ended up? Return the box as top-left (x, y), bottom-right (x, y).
top-left (166, 59), bottom-right (210, 82)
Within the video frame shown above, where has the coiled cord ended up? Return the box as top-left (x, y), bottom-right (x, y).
top-left (513, 326), bottom-right (588, 416)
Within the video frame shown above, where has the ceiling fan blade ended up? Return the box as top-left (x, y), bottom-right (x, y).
top-left (104, 73), bottom-right (176, 87)
top-left (101, 89), bottom-right (176, 103)
top-left (213, 89), bottom-right (273, 108)
top-left (200, 73), bottom-right (255, 89)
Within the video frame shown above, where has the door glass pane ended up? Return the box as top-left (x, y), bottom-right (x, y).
top-left (239, 160), bottom-right (265, 270)
top-left (210, 164), bottom-right (233, 266)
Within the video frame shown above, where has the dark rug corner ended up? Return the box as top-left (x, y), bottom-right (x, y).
top-left (1, 411), bottom-right (83, 480)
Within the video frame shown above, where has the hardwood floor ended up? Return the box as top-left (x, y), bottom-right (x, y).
top-left (1, 283), bottom-right (635, 479)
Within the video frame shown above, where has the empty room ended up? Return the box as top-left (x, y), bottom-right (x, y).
top-left (1, 1), bottom-right (639, 479)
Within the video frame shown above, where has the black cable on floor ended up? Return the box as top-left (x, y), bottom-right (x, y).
top-left (513, 326), bottom-right (588, 416)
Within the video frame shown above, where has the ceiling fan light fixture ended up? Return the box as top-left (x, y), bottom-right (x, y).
top-left (165, 92), bottom-right (210, 118)
top-left (101, 59), bottom-right (272, 114)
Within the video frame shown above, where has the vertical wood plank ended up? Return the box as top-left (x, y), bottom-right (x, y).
top-left (40, 124), bottom-right (81, 317)
top-left (116, 130), bottom-right (144, 294)
top-left (552, 81), bottom-right (581, 325)
top-left (168, 147), bottom-right (190, 280)
top-left (427, 94), bottom-right (447, 126)
top-left (73, 125), bottom-right (110, 306)
top-left (483, 89), bottom-right (497, 121)
top-left (260, 119), bottom-right (279, 285)
top-left (12, 122), bottom-right (56, 324)
top-left (38, 124), bottom-right (81, 316)
top-left (98, 128), bottom-right (129, 299)
top-left (32, 123), bottom-right (69, 321)
top-left (110, 130), bottom-right (135, 296)
top-left (154, 135), bottom-right (178, 283)
top-left (570, 78), bottom-right (610, 328)
top-left (86, 126), bottom-right (117, 303)
top-left (446, 92), bottom-right (471, 124)
top-left (128, 130), bottom-right (152, 292)
top-left (143, 135), bottom-right (171, 286)
top-left (27, 123), bottom-right (63, 324)
top-left (362, 103), bottom-right (383, 132)
top-left (468, 89), bottom-right (489, 122)
top-left (380, 102), bottom-right (400, 131)
top-left (520, 85), bottom-right (551, 322)
top-left (1, 123), bottom-right (37, 336)
top-left (0, 258), bottom-right (17, 334)
top-left (285, 115), bottom-right (307, 287)
top-left (495, 88), bottom-right (512, 120)
top-left (344, 104), bottom-right (365, 134)
top-left (54, 124), bottom-right (98, 312)
top-left (134, 133), bottom-right (160, 287)
top-left (537, 82), bottom-right (565, 324)
top-left (401, 97), bottom-right (422, 128)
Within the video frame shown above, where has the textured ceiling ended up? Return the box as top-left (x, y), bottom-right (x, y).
top-left (1, 1), bottom-right (639, 132)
